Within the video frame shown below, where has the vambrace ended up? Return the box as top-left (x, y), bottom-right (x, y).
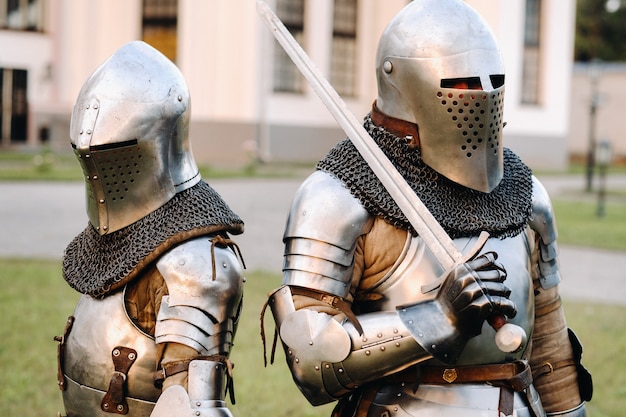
top-left (268, 285), bottom-right (430, 406)
top-left (150, 358), bottom-right (234, 417)
top-left (530, 284), bottom-right (592, 414)
top-left (155, 236), bottom-right (244, 355)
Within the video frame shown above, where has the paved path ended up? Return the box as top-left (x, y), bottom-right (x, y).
top-left (1, 175), bottom-right (625, 305)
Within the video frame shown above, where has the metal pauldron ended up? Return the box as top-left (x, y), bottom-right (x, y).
top-left (529, 176), bottom-right (561, 289)
top-left (156, 236), bottom-right (244, 355)
top-left (282, 171), bottom-right (374, 297)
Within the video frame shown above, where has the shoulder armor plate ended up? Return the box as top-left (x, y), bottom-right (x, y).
top-left (529, 176), bottom-right (561, 288)
top-left (156, 235), bottom-right (244, 354)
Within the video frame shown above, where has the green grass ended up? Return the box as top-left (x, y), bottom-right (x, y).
top-left (553, 199), bottom-right (626, 251)
top-left (0, 150), bottom-right (314, 182)
top-left (0, 259), bottom-right (624, 416)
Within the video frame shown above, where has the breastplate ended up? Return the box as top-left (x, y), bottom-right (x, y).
top-left (61, 289), bottom-right (161, 417)
top-left (367, 229), bottom-right (535, 364)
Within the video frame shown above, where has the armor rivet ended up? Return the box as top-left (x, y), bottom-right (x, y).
top-left (93, 175), bottom-right (98, 180)
top-left (99, 199), bottom-right (105, 204)
top-left (377, 333), bottom-right (382, 338)
top-left (380, 346), bottom-right (385, 351)
top-left (79, 130), bottom-right (84, 134)
top-left (338, 368), bottom-right (344, 373)
top-left (178, 259), bottom-right (185, 266)
top-left (431, 344), bottom-right (437, 350)
top-left (196, 402), bottom-right (201, 407)
top-left (195, 412), bottom-right (201, 417)
top-left (394, 407), bottom-right (399, 411)
top-left (85, 154), bottom-right (90, 158)
top-left (113, 349), bottom-right (120, 356)
top-left (325, 364), bottom-right (331, 369)
top-left (85, 104), bottom-right (90, 109)
top-left (315, 365), bottom-right (320, 370)
top-left (395, 342), bottom-right (400, 347)
top-left (418, 333), bottom-right (423, 338)
top-left (86, 130), bottom-right (92, 135)
top-left (117, 405), bottom-right (124, 412)
top-left (302, 210), bottom-right (307, 216)
top-left (288, 350), bottom-right (292, 355)
top-left (365, 350), bottom-right (371, 355)
top-left (393, 329), bottom-right (398, 334)
top-left (102, 225), bottom-right (108, 231)
top-left (309, 341), bottom-right (313, 345)
top-left (408, 320), bottom-right (413, 324)
top-left (93, 104), bottom-right (99, 109)
top-left (192, 362), bottom-right (197, 367)
top-left (222, 262), bottom-right (227, 268)
top-left (103, 403), bottom-right (109, 409)
top-left (128, 352), bottom-right (136, 360)
top-left (295, 358), bottom-right (299, 363)
top-left (178, 95), bottom-right (183, 102)
top-left (383, 60), bottom-right (393, 74)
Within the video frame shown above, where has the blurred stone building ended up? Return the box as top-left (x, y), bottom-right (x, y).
top-left (0, 0), bottom-right (580, 171)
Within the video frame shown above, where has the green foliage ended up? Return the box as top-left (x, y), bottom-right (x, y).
top-left (575, 0), bottom-right (626, 61)
top-left (0, 260), bottom-right (624, 416)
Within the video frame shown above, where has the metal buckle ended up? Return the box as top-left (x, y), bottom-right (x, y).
top-left (442, 368), bottom-right (458, 383)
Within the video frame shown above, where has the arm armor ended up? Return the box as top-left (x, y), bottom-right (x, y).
top-left (155, 235), bottom-right (244, 355)
top-left (282, 171), bottom-right (374, 297)
top-left (529, 176), bottom-right (561, 289)
top-left (269, 285), bottom-right (430, 406)
top-left (274, 172), bottom-right (431, 405)
top-left (150, 358), bottom-right (234, 417)
top-left (529, 177), bottom-right (592, 413)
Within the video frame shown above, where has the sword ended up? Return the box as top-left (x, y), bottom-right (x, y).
top-left (257, 0), bottom-right (525, 353)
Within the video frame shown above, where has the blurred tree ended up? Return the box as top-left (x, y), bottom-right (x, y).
top-left (575, 0), bottom-right (626, 62)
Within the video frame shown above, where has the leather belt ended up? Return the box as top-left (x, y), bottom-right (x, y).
top-left (418, 361), bottom-right (533, 391)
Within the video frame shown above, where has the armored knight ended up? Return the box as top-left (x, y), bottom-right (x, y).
top-left (55, 41), bottom-right (245, 417)
top-left (265, 1), bottom-right (592, 416)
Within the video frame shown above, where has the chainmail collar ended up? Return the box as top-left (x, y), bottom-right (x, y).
top-left (316, 114), bottom-right (533, 239)
top-left (63, 180), bottom-right (244, 298)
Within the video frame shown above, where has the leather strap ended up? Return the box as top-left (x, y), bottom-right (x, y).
top-left (370, 101), bottom-right (420, 148)
top-left (289, 285), bottom-right (363, 334)
top-left (417, 361), bottom-right (533, 391)
top-left (101, 346), bottom-right (137, 415)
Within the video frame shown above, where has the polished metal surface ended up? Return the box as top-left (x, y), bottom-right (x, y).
top-left (375, 0), bottom-right (505, 192)
top-left (155, 236), bottom-right (244, 355)
top-left (70, 41), bottom-right (199, 235)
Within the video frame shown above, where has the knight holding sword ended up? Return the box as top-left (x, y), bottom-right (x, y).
top-left (261, 1), bottom-right (592, 416)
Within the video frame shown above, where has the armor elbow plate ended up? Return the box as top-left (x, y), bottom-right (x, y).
top-left (156, 236), bottom-right (244, 355)
top-left (283, 171), bottom-right (374, 297)
top-left (529, 176), bottom-right (561, 289)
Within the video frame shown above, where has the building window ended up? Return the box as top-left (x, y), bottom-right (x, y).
top-left (0, 0), bottom-right (44, 31)
top-left (331, 0), bottom-right (358, 97)
top-left (273, 0), bottom-right (305, 93)
top-left (521, 0), bottom-right (542, 105)
top-left (0, 68), bottom-right (28, 145)
top-left (142, 0), bottom-right (178, 62)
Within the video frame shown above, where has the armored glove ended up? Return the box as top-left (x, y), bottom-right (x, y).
top-left (398, 251), bottom-right (517, 364)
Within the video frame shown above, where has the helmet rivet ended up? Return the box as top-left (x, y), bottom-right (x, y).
top-left (93, 104), bottom-right (98, 109)
top-left (178, 95), bottom-right (183, 102)
top-left (86, 130), bottom-right (92, 135)
top-left (79, 130), bottom-right (84, 134)
top-left (383, 60), bottom-right (393, 74)
top-left (99, 199), bottom-right (105, 204)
